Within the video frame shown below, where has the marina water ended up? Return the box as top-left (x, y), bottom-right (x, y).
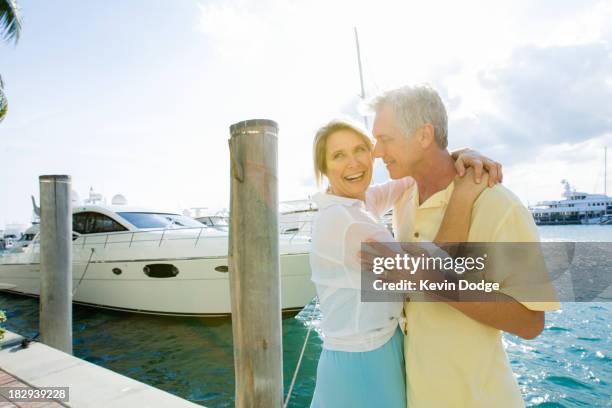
top-left (1, 226), bottom-right (610, 407)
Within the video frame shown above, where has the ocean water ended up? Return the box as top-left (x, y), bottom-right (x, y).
top-left (0, 226), bottom-right (611, 407)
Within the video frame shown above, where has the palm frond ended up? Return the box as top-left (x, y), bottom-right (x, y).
top-left (0, 87), bottom-right (7, 123)
top-left (0, 0), bottom-right (22, 44)
top-left (0, 74), bottom-right (6, 122)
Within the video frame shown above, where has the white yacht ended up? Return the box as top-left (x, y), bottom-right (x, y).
top-left (183, 208), bottom-right (229, 232)
top-left (278, 199), bottom-right (317, 235)
top-left (10, 224), bottom-right (39, 249)
top-left (529, 180), bottom-right (612, 225)
top-left (1, 224), bottom-right (29, 249)
top-left (0, 192), bottom-right (315, 316)
top-left (191, 200), bottom-right (318, 235)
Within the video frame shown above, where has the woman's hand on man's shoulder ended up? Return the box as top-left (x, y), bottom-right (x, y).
top-left (454, 168), bottom-right (489, 200)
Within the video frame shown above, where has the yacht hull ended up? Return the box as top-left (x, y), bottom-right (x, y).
top-left (0, 253), bottom-right (314, 316)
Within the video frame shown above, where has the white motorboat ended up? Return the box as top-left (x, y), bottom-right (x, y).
top-left (10, 224), bottom-right (39, 249)
top-left (0, 234), bottom-right (8, 251)
top-left (190, 201), bottom-right (318, 235)
top-left (182, 208), bottom-right (229, 232)
top-left (2, 223), bottom-right (28, 249)
top-left (0, 196), bottom-right (315, 316)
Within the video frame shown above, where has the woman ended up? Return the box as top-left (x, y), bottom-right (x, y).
top-left (309, 119), bottom-right (497, 408)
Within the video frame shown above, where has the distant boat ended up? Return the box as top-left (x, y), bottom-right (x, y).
top-left (195, 213), bottom-right (229, 232)
top-left (1, 223), bottom-right (29, 249)
top-left (529, 180), bottom-right (611, 225)
top-left (600, 214), bottom-right (612, 225)
top-left (189, 200), bottom-right (318, 235)
top-left (530, 148), bottom-right (610, 225)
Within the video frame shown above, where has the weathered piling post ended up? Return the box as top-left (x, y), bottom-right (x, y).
top-left (39, 175), bottom-right (73, 354)
top-left (228, 119), bottom-right (283, 407)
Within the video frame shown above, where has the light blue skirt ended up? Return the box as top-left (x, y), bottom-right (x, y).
top-left (310, 327), bottom-right (406, 408)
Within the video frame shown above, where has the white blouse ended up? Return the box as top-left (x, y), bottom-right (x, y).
top-left (310, 177), bottom-right (416, 352)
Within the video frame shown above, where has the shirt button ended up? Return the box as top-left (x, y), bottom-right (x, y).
top-left (414, 232), bottom-right (420, 238)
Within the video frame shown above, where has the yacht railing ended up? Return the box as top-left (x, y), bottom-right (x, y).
top-left (22, 221), bottom-right (314, 251)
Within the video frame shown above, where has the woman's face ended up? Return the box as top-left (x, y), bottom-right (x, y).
top-left (325, 129), bottom-right (373, 200)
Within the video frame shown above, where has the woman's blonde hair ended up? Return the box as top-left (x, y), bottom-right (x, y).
top-left (313, 119), bottom-right (373, 188)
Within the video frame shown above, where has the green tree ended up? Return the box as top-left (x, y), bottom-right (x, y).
top-left (0, 0), bottom-right (22, 122)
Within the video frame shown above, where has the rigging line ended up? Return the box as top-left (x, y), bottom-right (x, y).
top-left (73, 247), bottom-right (95, 296)
top-left (22, 248), bottom-right (95, 349)
top-left (354, 27), bottom-right (369, 129)
top-left (283, 299), bottom-right (318, 408)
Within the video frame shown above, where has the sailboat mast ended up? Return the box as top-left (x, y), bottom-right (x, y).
top-left (354, 27), bottom-right (368, 129)
top-left (605, 147), bottom-right (607, 196)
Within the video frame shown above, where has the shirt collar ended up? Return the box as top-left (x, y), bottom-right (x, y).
top-left (415, 181), bottom-right (455, 209)
top-left (312, 192), bottom-right (365, 210)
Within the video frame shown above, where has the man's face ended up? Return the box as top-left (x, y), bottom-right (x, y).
top-left (372, 104), bottom-right (422, 179)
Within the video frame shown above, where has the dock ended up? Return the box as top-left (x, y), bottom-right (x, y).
top-left (0, 330), bottom-right (203, 407)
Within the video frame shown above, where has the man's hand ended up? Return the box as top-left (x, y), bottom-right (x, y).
top-left (452, 148), bottom-right (503, 187)
top-left (359, 240), bottom-right (429, 282)
top-left (360, 240), bottom-right (396, 280)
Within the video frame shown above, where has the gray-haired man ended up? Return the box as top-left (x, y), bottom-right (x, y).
top-left (369, 85), bottom-right (559, 407)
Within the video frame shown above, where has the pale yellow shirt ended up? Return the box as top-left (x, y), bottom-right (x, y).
top-left (393, 181), bottom-right (560, 408)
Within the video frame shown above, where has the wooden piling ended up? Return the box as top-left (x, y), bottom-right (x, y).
top-left (39, 174), bottom-right (73, 354)
top-left (228, 119), bottom-right (282, 408)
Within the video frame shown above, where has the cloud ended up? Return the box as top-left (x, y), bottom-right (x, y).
top-left (446, 42), bottom-right (612, 166)
top-left (484, 44), bottom-right (612, 142)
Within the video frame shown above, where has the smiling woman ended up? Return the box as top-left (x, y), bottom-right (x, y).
top-left (312, 119), bottom-right (374, 201)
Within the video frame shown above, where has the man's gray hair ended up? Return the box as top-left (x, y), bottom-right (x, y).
top-left (369, 84), bottom-right (448, 148)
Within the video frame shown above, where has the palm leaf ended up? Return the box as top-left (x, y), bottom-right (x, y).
top-left (0, 74), bottom-right (7, 123)
top-left (0, 89), bottom-right (7, 123)
top-left (0, 0), bottom-right (22, 44)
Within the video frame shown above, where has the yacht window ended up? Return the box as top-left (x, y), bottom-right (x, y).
top-left (73, 212), bottom-right (128, 234)
top-left (196, 216), bottom-right (229, 228)
top-left (19, 233), bottom-right (36, 241)
top-left (117, 212), bottom-right (203, 229)
top-left (73, 213), bottom-right (88, 234)
top-left (198, 217), bottom-right (213, 227)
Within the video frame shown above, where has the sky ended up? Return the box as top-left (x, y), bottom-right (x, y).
top-left (1, 0), bottom-right (611, 227)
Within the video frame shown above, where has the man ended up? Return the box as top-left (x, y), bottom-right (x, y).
top-left (369, 85), bottom-right (559, 407)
